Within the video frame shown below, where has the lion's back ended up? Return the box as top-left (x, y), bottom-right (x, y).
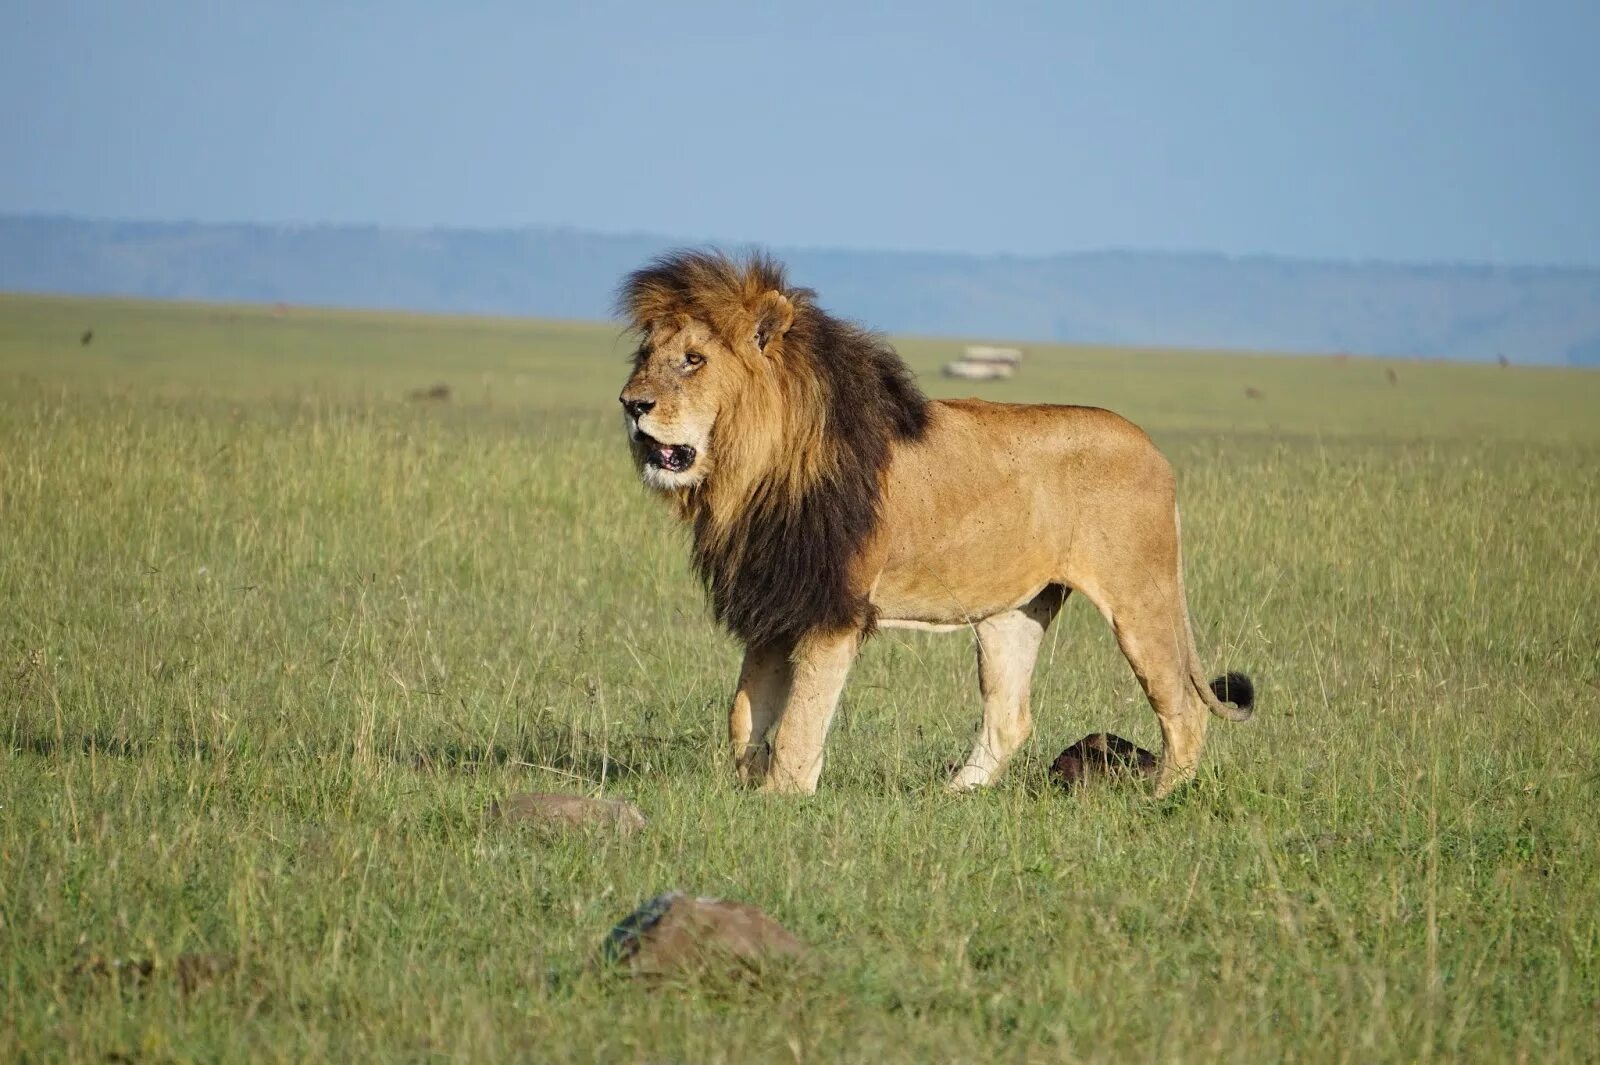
top-left (922, 397), bottom-right (1167, 476)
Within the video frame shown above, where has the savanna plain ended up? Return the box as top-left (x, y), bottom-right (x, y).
top-left (1, 292), bottom-right (1597, 1063)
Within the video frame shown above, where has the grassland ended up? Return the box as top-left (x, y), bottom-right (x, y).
top-left (2, 292), bottom-right (1597, 1063)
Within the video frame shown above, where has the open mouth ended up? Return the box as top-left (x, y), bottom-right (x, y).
top-left (639, 435), bottom-right (697, 474)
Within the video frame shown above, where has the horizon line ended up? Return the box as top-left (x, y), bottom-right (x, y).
top-left (5, 209), bottom-right (1597, 276)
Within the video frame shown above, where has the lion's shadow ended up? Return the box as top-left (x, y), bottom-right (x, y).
top-left (9, 721), bottom-right (715, 786)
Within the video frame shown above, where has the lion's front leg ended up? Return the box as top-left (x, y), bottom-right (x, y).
top-left (730, 643), bottom-right (793, 785)
top-left (762, 629), bottom-right (859, 795)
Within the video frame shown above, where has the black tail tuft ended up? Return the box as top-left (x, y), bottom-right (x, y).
top-left (1209, 672), bottom-right (1255, 713)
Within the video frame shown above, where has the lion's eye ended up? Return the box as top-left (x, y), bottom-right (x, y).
top-left (683, 352), bottom-right (706, 369)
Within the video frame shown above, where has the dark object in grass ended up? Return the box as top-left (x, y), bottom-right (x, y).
top-left (1049, 733), bottom-right (1158, 790)
top-left (599, 892), bottom-right (807, 980)
top-left (1209, 671), bottom-right (1254, 709)
top-left (80, 328), bottom-right (94, 346)
top-left (486, 792), bottom-right (646, 836)
top-left (72, 952), bottom-right (235, 994)
top-left (408, 382), bottom-right (451, 401)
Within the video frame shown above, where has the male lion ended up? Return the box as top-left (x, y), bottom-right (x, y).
top-left (617, 251), bottom-right (1253, 796)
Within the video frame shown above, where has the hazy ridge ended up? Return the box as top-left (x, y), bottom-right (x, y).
top-left (3, 215), bottom-right (1597, 365)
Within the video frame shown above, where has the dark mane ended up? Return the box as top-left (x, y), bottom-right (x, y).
top-left (618, 250), bottom-right (930, 648)
top-left (700, 298), bottom-right (929, 647)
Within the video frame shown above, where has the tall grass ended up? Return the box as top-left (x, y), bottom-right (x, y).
top-left (2, 295), bottom-right (1597, 1061)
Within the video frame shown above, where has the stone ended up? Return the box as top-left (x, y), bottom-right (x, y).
top-left (486, 793), bottom-right (646, 837)
top-left (71, 952), bottom-right (235, 994)
top-left (598, 892), bottom-right (807, 980)
top-left (1049, 733), bottom-right (1158, 790)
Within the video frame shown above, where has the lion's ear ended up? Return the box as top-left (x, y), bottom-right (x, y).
top-left (752, 291), bottom-right (795, 353)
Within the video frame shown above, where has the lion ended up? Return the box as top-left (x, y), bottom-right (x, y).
top-left (616, 250), bottom-right (1254, 796)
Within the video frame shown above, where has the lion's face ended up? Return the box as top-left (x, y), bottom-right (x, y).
top-left (619, 319), bottom-right (746, 491)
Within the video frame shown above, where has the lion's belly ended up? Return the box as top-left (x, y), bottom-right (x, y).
top-left (865, 398), bottom-right (1167, 626)
top-left (868, 445), bottom-right (1068, 624)
top-left (870, 532), bottom-right (1059, 625)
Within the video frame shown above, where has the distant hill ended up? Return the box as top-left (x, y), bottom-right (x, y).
top-left (2, 215), bottom-right (1597, 366)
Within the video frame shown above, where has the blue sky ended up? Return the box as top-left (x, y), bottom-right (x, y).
top-left (3, 1), bottom-right (1596, 265)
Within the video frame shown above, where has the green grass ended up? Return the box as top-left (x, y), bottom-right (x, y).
top-left (2, 293), bottom-right (1598, 1062)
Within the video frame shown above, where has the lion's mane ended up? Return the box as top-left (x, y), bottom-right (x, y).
top-left (618, 251), bottom-right (929, 647)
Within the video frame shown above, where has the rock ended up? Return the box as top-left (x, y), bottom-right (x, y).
top-left (172, 953), bottom-right (236, 993)
top-left (408, 382), bottom-right (452, 401)
top-left (71, 952), bottom-right (235, 994)
top-left (71, 954), bottom-right (155, 985)
top-left (598, 892), bottom-right (807, 980)
top-left (486, 792), bottom-right (646, 837)
top-left (1049, 733), bottom-right (1157, 790)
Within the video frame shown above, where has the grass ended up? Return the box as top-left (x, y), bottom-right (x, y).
top-left (1, 292), bottom-right (1598, 1062)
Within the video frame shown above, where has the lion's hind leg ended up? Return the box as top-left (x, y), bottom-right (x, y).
top-left (1107, 594), bottom-right (1211, 798)
top-left (949, 587), bottom-right (1066, 791)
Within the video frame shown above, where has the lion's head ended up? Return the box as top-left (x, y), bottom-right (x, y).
top-left (616, 250), bottom-right (929, 646)
top-left (616, 252), bottom-right (802, 496)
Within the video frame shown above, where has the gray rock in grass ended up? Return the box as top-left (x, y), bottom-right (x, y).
top-left (486, 792), bottom-right (646, 837)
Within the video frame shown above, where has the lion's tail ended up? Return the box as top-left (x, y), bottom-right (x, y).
top-left (1197, 669), bottom-right (1255, 722)
top-left (1183, 615), bottom-right (1254, 722)
top-left (1174, 504), bottom-right (1255, 723)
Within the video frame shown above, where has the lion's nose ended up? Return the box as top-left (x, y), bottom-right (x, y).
top-left (621, 397), bottom-right (655, 419)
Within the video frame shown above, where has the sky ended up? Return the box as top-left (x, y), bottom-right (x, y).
top-left (2, 1), bottom-right (1597, 266)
